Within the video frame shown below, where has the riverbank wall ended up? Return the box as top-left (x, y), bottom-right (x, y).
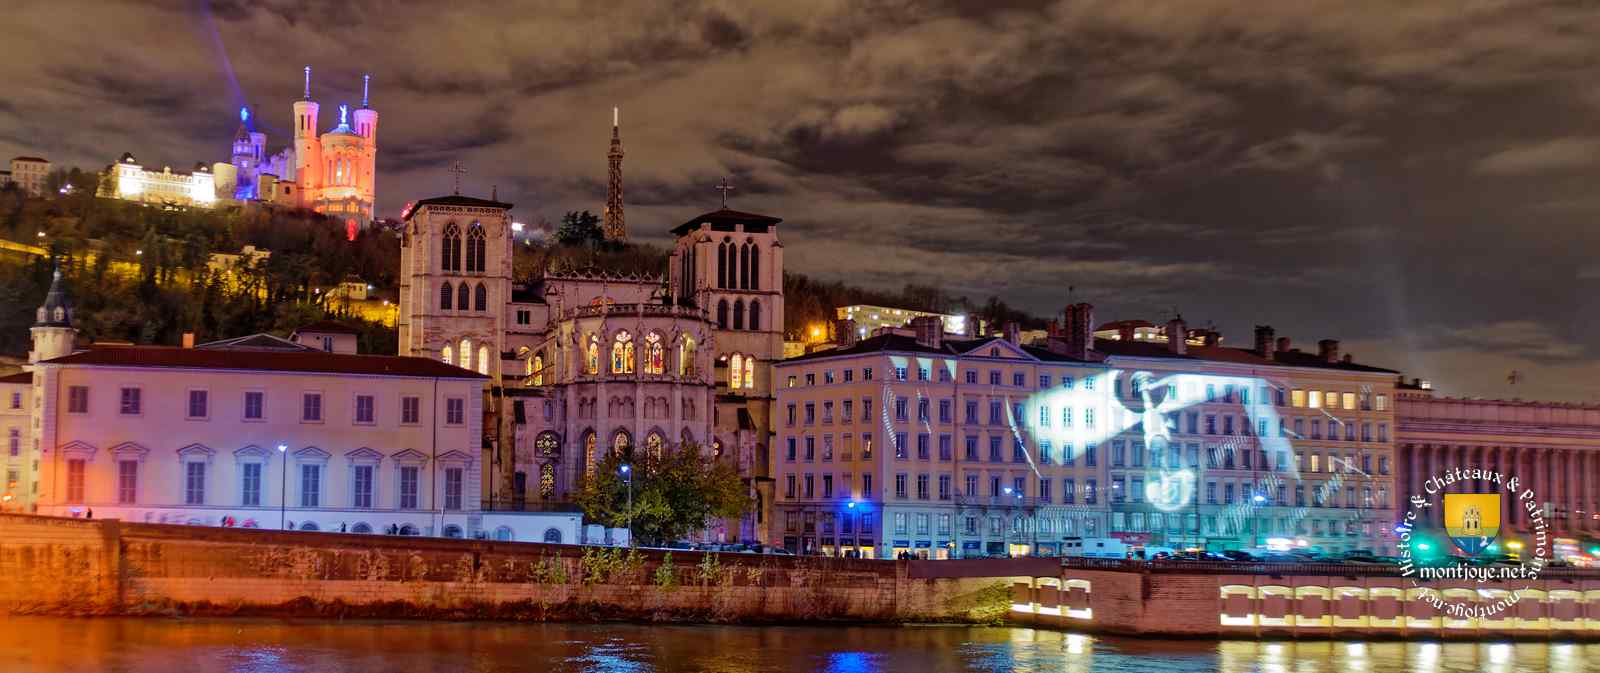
top-left (0, 514), bottom-right (1009, 623)
top-left (8, 514), bottom-right (1600, 639)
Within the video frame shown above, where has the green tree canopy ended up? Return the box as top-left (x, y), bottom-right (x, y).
top-left (555, 210), bottom-right (603, 247)
top-left (573, 442), bottom-right (749, 546)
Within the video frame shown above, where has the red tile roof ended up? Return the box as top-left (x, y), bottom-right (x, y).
top-left (41, 346), bottom-right (486, 379)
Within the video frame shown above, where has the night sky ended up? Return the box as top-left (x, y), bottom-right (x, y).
top-left (4, 1), bottom-right (1599, 402)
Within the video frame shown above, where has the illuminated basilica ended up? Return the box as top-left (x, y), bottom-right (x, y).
top-left (102, 67), bottom-right (378, 235)
top-left (396, 115), bottom-right (783, 542)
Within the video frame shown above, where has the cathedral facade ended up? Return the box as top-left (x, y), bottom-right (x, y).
top-left (395, 117), bottom-right (784, 542)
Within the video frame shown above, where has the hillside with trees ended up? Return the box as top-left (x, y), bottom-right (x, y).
top-left (0, 173), bottom-right (1043, 358)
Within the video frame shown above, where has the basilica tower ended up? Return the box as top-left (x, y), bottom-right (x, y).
top-left (291, 66), bottom-right (322, 207)
top-left (602, 107), bottom-right (626, 242)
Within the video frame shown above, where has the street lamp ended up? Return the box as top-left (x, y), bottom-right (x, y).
top-left (1003, 487), bottom-right (1015, 557)
top-left (620, 464), bottom-right (633, 546)
top-left (277, 444), bottom-right (288, 530)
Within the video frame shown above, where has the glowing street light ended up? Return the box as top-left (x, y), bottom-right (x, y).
top-left (620, 464), bottom-right (633, 547)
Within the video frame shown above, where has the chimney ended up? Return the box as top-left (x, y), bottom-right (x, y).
top-left (1063, 302), bottom-right (1094, 360)
top-left (182, 332), bottom-right (195, 349)
top-left (1166, 316), bottom-right (1187, 355)
top-left (1275, 336), bottom-right (1291, 353)
top-left (1003, 321), bottom-right (1021, 345)
top-left (1342, 353), bottom-right (1353, 364)
top-left (910, 316), bottom-right (943, 349)
top-left (1318, 339), bottom-right (1340, 363)
top-left (833, 318), bottom-right (858, 349)
top-left (1254, 325), bottom-right (1275, 358)
top-left (1202, 330), bottom-right (1220, 347)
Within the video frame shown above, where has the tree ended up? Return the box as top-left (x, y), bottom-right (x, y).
top-left (555, 210), bottom-right (603, 247)
top-left (573, 442), bottom-right (750, 546)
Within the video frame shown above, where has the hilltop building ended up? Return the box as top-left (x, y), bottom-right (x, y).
top-left (2, 157), bottom-right (50, 196)
top-left (101, 67), bottom-right (378, 231)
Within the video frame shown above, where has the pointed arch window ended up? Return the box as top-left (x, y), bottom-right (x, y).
top-left (441, 224), bottom-right (461, 272)
top-left (730, 353), bottom-right (744, 390)
top-left (466, 224), bottom-right (486, 273)
top-left (585, 335), bottom-right (600, 375)
top-left (583, 432), bottom-right (597, 476)
top-left (612, 430), bottom-right (632, 458)
top-left (474, 283), bottom-right (487, 311)
top-left (748, 300), bottom-right (761, 332)
top-left (459, 338), bottom-right (472, 371)
top-left (457, 283), bottom-right (470, 311)
top-left (750, 244), bottom-right (760, 290)
top-left (679, 336), bottom-right (697, 377)
top-left (441, 345), bottom-right (453, 366)
top-left (440, 281), bottom-right (453, 310)
top-left (717, 239), bottom-right (730, 289)
top-left (646, 432), bottom-right (665, 459)
top-left (739, 242), bottom-right (751, 289)
top-left (611, 332), bottom-right (635, 374)
top-left (743, 355), bottom-right (754, 389)
top-left (644, 333), bottom-right (664, 374)
top-left (531, 353), bottom-right (544, 385)
top-left (733, 299), bottom-right (745, 330)
top-left (716, 299), bottom-right (729, 329)
top-left (477, 345), bottom-right (489, 375)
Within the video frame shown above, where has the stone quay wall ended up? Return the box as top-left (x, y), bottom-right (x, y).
top-left (0, 514), bottom-right (1007, 623)
top-left (9, 513), bottom-right (1600, 639)
top-left (1000, 558), bottom-right (1600, 640)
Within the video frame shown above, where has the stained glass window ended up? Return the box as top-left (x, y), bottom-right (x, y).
top-left (539, 463), bottom-right (556, 498)
top-left (644, 333), bottom-right (664, 374)
top-left (612, 332), bottom-right (635, 374)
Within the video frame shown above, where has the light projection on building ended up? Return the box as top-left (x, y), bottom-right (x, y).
top-left (870, 356), bottom-right (1388, 550)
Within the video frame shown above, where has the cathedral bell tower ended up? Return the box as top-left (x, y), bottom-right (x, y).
top-left (30, 266), bottom-right (76, 363)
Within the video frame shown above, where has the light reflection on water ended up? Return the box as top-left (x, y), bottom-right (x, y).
top-left (0, 618), bottom-right (1593, 673)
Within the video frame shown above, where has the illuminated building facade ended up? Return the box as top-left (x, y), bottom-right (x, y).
top-left (1396, 387), bottom-right (1600, 560)
top-left (774, 309), bottom-right (1402, 558)
top-left (1088, 318), bottom-right (1400, 556)
top-left (774, 318), bottom-right (1110, 558)
top-left (18, 271), bottom-right (580, 542)
top-left (836, 305), bottom-right (973, 340)
top-left (101, 153), bottom-right (220, 208)
top-left (0, 371), bottom-right (33, 511)
top-left (101, 67), bottom-right (378, 226)
top-left (5, 156), bottom-right (50, 196)
top-left (396, 185), bottom-right (784, 541)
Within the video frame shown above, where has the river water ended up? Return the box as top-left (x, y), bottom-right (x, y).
top-left (0, 618), bottom-right (1592, 673)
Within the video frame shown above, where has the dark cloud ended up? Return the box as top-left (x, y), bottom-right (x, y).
top-left (3, 0), bottom-right (1599, 401)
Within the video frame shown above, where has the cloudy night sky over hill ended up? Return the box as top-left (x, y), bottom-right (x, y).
top-left (3, 1), bottom-right (1599, 402)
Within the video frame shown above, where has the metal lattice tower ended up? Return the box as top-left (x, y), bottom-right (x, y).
top-left (603, 106), bottom-right (627, 242)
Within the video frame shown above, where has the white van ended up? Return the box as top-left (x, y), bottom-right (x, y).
top-left (1061, 537), bottom-right (1128, 559)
